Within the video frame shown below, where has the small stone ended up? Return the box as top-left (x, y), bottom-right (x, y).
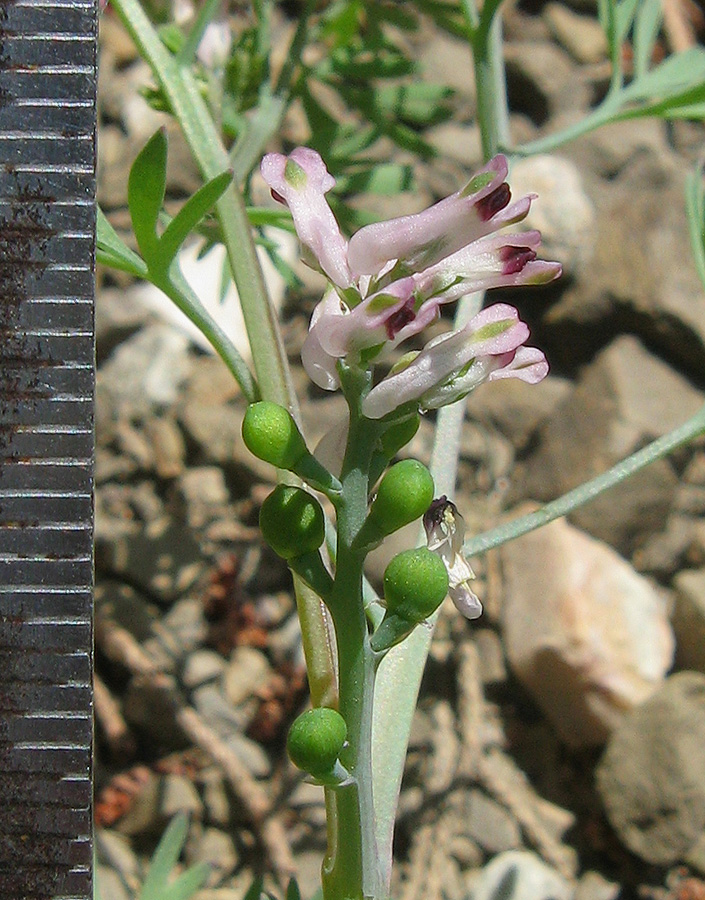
top-left (96, 865), bottom-right (133, 900)
top-left (505, 42), bottom-right (590, 125)
top-left (501, 514), bottom-right (674, 747)
top-left (466, 374), bottom-right (572, 452)
top-left (107, 518), bottom-right (204, 605)
top-left (182, 650), bottom-right (227, 689)
top-left (474, 629), bottom-right (507, 685)
top-left (596, 671), bottom-right (705, 865)
top-left (96, 285), bottom-right (151, 360)
top-left (575, 871), bottom-right (620, 900)
top-left (95, 828), bottom-right (141, 891)
top-left (672, 568), bottom-right (705, 672)
top-left (200, 770), bottom-right (230, 827)
top-left (160, 773), bottom-right (204, 821)
top-left (544, 3), bottom-right (608, 63)
top-left (98, 324), bottom-right (193, 419)
top-left (223, 732), bottom-right (271, 778)
top-left (468, 851), bottom-right (573, 900)
top-left (145, 416), bottom-right (186, 480)
top-left (519, 336), bottom-right (703, 552)
top-left (113, 770), bottom-right (162, 837)
top-left (510, 155), bottom-right (596, 275)
top-left (465, 790), bottom-right (522, 854)
top-left (222, 646), bottom-right (272, 707)
top-left (186, 827), bottom-right (239, 886)
top-left (180, 468), bottom-right (231, 529)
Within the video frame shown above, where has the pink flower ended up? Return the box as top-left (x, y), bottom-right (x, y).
top-left (261, 148), bottom-right (560, 410)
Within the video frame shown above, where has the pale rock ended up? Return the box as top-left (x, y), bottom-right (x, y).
top-left (160, 773), bottom-right (204, 820)
top-left (510, 155), bottom-right (595, 275)
top-left (596, 672), bottom-right (705, 865)
top-left (182, 650), bottom-right (227, 689)
top-left (544, 3), bottom-right (608, 63)
top-left (501, 515), bottom-right (674, 747)
top-left (574, 871), bottom-right (620, 900)
top-left (672, 568), bottom-right (705, 672)
top-left (98, 324), bottom-right (193, 419)
top-left (186, 827), bottom-right (239, 886)
top-left (519, 336), bottom-right (704, 552)
top-left (464, 789), bottom-right (522, 854)
top-left (468, 851), bottom-right (573, 900)
top-left (223, 646), bottom-right (272, 707)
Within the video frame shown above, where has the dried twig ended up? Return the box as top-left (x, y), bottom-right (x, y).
top-left (94, 671), bottom-right (136, 759)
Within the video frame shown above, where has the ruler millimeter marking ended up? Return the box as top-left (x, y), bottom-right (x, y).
top-left (0, 1), bottom-right (96, 898)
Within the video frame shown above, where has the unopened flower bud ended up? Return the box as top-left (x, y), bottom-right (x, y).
top-left (357, 461), bottom-right (434, 550)
top-left (383, 547), bottom-right (449, 621)
top-left (259, 485), bottom-right (325, 560)
top-left (371, 548), bottom-right (449, 652)
top-left (242, 402), bottom-right (307, 470)
top-left (287, 708), bottom-right (347, 778)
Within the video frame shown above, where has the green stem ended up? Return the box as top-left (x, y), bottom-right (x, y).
top-left (111, 0), bottom-right (295, 411)
top-left (322, 368), bottom-right (384, 900)
top-left (464, 403), bottom-right (705, 557)
top-left (468, 5), bottom-right (510, 158)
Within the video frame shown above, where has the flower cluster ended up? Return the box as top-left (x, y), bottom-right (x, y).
top-left (261, 148), bottom-right (560, 419)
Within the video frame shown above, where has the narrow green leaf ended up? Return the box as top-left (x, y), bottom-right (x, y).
top-left (621, 48), bottom-right (705, 103)
top-left (159, 169), bottom-right (233, 266)
top-left (286, 878), bottom-right (302, 900)
top-left (96, 207), bottom-right (148, 278)
top-left (336, 163), bottom-right (413, 196)
top-left (686, 162), bottom-right (705, 293)
top-left (128, 128), bottom-right (169, 260)
top-left (242, 876), bottom-right (264, 900)
top-left (615, 0), bottom-right (640, 43)
top-left (616, 82), bottom-right (705, 119)
top-left (162, 862), bottom-right (210, 900)
top-left (139, 813), bottom-right (189, 900)
top-left (374, 83), bottom-right (454, 127)
top-left (633, 0), bottom-right (662, 78)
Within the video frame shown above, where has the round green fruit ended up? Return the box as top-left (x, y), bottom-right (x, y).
top-left (242, 402), bottom-right (307, 469)
top-left (287, 708), bottom-right (347, 777)
top-left (369, 459), bottom-right (434, 536)
top-left (259, 485), bottom-right (325, 560)
top-left (383, 547), bottom-right (449, 622)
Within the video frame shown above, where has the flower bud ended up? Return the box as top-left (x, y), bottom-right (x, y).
top-left (259, 485), bottom-right (325, 560)
top-left (383, 547), bottom-right (449, 622)
top-left (369, 460), bottom-right (434, 536)
top-left (287, 708), bottom-right (347, 777)
top-left (242, 402), bottom-right (308, 470)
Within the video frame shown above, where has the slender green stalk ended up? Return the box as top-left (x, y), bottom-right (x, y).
top-left (464, 403), bottom-right (705, 557)
top-left (111, 0), bottom-right (295, 412)
top-left (322, 367), bottom-right (384, 900)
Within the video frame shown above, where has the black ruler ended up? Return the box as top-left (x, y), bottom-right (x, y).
top-left (0, 1), bottom-right (96, 898)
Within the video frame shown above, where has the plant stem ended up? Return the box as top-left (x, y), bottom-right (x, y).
top-left (468, 8), bottom-right (510, 158)
top-left (111, 0), bottom-right (296, 412)
top-left (322, 368), bottom-right (384, 900)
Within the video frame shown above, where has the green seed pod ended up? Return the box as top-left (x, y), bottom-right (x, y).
top-left (242, 402), bottom-right (308, 470)
top-left (367, 460), bottom-right (434, 538)
top-left (383, 547), bottom-right (449, 623)
top-left (259, 485), bottom-right (325, 560)
top-left (287, 708), bottom-right (347, 777)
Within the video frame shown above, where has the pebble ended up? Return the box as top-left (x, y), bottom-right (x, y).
top-left (182, 650), bottom-right (228, 690)
top-left (222, 646), bottom-right (272, 707)
top-left (596, 672), bottom-right (705, 865)
top-left (468, 851), bottom-right (573, 900)
top-left (510, 155), bottom-right (595, 275)
top-left (145, 416), bottom-right (187, 480)
top-left (160, 773), bottom-right (204, 821)
top-left (544, 3), bottom-right (608, 63)
top-left (186, 827), bottom-right (239, 886)
top-left (464, 790), bottom-right (522, 854)
top-left (672, 568), bottom-right (705, 673)
top-left (501, 514), bottom-right (674, 747)
top-left (98, 324), bottom-right (194, 419)
top-left (519, 336), bottom-right (704, 552)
